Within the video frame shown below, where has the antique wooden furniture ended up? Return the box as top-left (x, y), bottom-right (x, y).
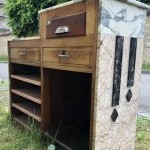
top-left (8, 1), bottom-right (97, 149)
top-left (8, 0), bottom-right (150, 149)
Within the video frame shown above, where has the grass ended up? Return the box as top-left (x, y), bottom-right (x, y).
top-left (0, 81), bottom-right (150, 149)
top-left (0, 82), bottom-right (50, 150)
top-left (136, 116), bottom-right (150, 150)
top-left (0, 55), bottom-right (8, 62)
top-left (142, 63), bottom-right (150, 71)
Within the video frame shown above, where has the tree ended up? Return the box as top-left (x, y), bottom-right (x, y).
top-left (5, 0), bottom-right (70, 37)
top-left (139, 0), bottom-right (150, 4)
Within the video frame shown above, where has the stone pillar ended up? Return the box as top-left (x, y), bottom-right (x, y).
top-left (93, 0), bottom-right (149, 149)
top-left (143, 12), bottom-right (150, 65)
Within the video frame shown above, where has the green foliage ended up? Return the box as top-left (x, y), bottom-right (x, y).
top-left (139, 0), bottom-right (150, 4)
top-left (136, 116), bottom-right (150, 150)
top-left (4, 0), bottom-right (70, 37)
top-left (0, 55), bottom-right (8, 62)
top-left (142, 63), bottom-right (150, 71)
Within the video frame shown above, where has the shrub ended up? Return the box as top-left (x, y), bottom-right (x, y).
top-left (5, 0), bottom-right (70, 38)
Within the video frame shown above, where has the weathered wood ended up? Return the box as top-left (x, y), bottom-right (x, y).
top-left (11, 89), bottom-right (41, 104)
top-left (42, 47), bottom-right (92, 68)
top-left (46, 12), bottom-right (86, 38)
top-left (11, 75), bottom-right (41, 86)
top-left (12, 102), bottom-right (41, 122)
top-left (8, 1), bottom-right (98, 150)
top-left (10, 48), bottom-right (40, 62)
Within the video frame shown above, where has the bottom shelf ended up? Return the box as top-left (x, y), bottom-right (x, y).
top-left (14, 115), bottom-right (30, 130)
top-left (13, 114), bottom-right (40, 130)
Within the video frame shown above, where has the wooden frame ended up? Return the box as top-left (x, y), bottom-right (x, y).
top-left (8, 0), bottom-right (98, 149)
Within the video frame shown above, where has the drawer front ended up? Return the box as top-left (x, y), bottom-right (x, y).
top-left (43, 48), bottom-right (91, 67)
top-left (10, 48), bottom-right (40, 62)
top-left (46, 12), bottom-right (86, 38)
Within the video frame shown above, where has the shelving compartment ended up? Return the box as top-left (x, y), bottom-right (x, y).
top-left (12, 107), bottom-right (41, 129)
top-left (11, 79), bottom-right (41, 104)
top-left (10, 63), bottom-right (42, 129)
top-left (11, 94), bottom-right (41, 122)
top-left (43, 69), bottom-right (92, 150)
top-left (10, 63), bottom-right (41, 86)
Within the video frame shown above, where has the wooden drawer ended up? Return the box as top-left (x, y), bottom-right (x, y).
top-left (10, 48), bottom-right (40, 62)
top-left (43, 48), bottom-right (92, 67)
top-left (46, 12), bottom-right (86, 38)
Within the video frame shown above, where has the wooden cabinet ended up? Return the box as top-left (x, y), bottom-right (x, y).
top-left (9, 1), bottom-right (97, 149)
top-left (10, 48), bottom-right (40, 62)
top-left (46, 12), bottom-right (86, 38)
top-left (42, 47), bottom-right (92, 68)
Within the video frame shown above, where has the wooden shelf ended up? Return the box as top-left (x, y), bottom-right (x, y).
top-left (14, 115), bottom-right (31, 130)
top-left (11, 74), bottom-right (41, 86)
top-left (12, 102), bottom-right (41, 122)
top-left (11, 89), bottom-right (41, 104)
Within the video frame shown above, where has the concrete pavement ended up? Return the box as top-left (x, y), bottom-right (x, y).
top-left (0, 63), bottom-right (8, 81)
top-left (139, 74), bottom-right (150, 115)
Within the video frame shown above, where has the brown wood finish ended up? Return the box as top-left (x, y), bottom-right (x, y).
top-left (14, 114), bottom-right (41, 129)
top-left (41, 35), bottom-right (94, 47)
top-left (42, 63), bottom-right (92, 73)
top-left (42, 47), bottom-right (92, 68)
top-left (8, 39), bottom-right (41, 48)
top-left (89, 0), bottom-right (99, 150)
top-left (11, 75), bottom-right (41, 86)
top-left (46, 12), bottom-right (86, 38)
top-left (10, 48), bottom-right (40, 62)
top-left (11, 89), bottom-right (41, 104)
top-left (14, 115), bottom-right (31, 130)
top-left (39, 1), bottom-right (95, 47)
top-left (8, 0), bottom-right (98, 149)
top-left (12, 102), bottom-right (41, 122)
top-left (40, 1), bottom-right (86, 39)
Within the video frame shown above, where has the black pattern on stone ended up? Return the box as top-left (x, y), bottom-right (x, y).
top-left (112, 36), bottom-right (124, 107)
top-left (127, 38), bottom-right (137, 87)
top-left (111, 109), bottom-right (118, 122)
top-left (126, 89), bottom-right (132, 102)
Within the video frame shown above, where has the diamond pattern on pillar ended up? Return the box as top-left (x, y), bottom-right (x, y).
top-left (126, 89), bottom-right (132, 102)
top-left (111, 109), bottom-right (118, 122)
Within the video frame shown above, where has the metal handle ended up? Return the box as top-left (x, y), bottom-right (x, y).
top-left (58, 51), bottom-right (69, 58)
top-left (55, 26), bottom-right (70, 34)
top-left (18, 52), bottom-right (26, 55)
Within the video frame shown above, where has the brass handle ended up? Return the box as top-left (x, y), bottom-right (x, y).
top-left (55, 26), bottom-right (70, 34)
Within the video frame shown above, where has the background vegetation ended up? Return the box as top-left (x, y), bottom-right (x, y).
top-left (5, 0), bottom-right (70, 38)
top-left (139, 0), bottom-right (150, 4)
top-left (4, 0), bottom-right (150, 38)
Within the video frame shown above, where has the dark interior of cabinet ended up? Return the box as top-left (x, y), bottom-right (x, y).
top-left (10, 63), bottom-right (41, 75)
top-left (12, 107), bottom-right (41, 128)
top-left (43, 69), bottom-right (92, 150)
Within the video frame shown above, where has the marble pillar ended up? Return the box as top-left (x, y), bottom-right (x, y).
top-left (93, 0), bottom-right (149, 149)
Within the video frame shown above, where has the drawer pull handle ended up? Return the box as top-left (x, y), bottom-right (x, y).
top-left (58, 53), bottom-right (69, 58)
top-left (18, 52), bottom-right (26, 55)
top-left (55, 26), bottom-right (70, 34)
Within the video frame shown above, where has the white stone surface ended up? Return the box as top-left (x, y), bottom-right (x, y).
top-left (100, 0), bottom-right (147, 38)
top-left (93, 0), bottom-right (147, 149)
top-left (93, 33), bottom-right (144, 150)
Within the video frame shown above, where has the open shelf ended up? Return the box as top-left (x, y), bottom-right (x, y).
top-left (14, 114), bottom-right (41, 130)
top-left (11, 89), bottom-right (41, 104)
top-left (11, 74), bottom-right (41, 86)
top-left (14, 115), bottom-right (31, 130)
top-left (12, 102), bottom-right (41, 122)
